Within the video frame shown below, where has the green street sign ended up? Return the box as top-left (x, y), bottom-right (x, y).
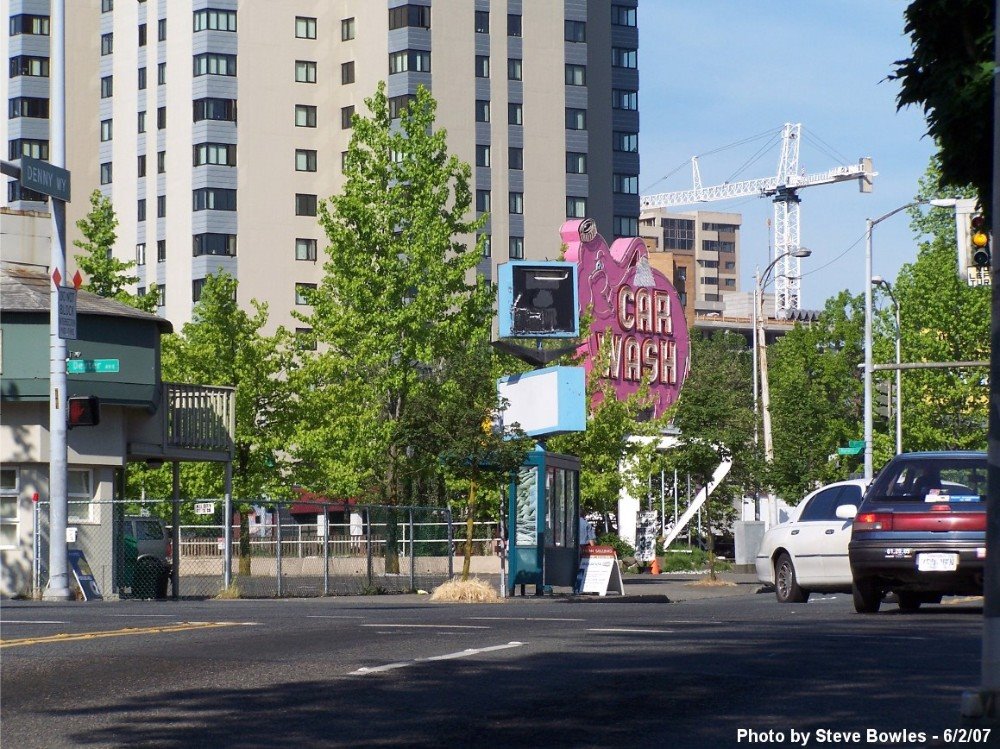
top-left (848, 440), bottom-right (865, 449)
top-left (67, 359), bottom-right (120, 374)
top-left (837, 443), bottom-right (864, 456)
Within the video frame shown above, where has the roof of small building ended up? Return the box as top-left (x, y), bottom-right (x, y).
top-left (1, 262), bottom-right (173, 333)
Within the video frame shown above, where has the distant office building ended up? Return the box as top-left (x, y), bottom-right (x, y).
top-left (2, 0), bottom-right (640, 331)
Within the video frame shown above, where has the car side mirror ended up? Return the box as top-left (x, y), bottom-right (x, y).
top-left (836, 504), bottom-right (858, 520)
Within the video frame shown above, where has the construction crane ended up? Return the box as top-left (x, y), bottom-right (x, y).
top-left (640, 123), bottom-right (876, 316)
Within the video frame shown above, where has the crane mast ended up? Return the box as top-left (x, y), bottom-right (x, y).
top-left (641, 123), bottom-right (876, 316)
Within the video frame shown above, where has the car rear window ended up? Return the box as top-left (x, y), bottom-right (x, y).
top-left (135, 520), bottom-right (165, 540)
top-left (870, 459), bottom-right (987, 502)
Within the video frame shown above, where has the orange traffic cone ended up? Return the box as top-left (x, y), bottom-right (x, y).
top-left (650, 557), bottom-right (661, 575)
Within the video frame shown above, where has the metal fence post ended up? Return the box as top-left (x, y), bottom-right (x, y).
top-left (446, 507), bottom-right (454, 579)
top-left (409, 507), bottom-right (415, 592)
top-left (275, 506), bottom-right (283, 598)
top-left (366, 506), bottom-right (373, 588)
top-left (223, 463), bottom-right (233, 590)
top-left (322, 508), bottom-right (330, 596)
top-left (33, 500), bottom-right (40, 596)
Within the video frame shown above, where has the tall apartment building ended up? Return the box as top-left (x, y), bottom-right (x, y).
top-left (2, 0), bottom-right (640, 332)
top-left (639, 207), bottom-right (741, 318)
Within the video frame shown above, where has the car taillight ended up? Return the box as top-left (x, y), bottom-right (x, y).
top-left (854, 512), bottom-right (893, 531)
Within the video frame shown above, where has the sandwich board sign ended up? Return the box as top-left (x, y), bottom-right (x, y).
top-left (573, 545), bottom-right (625, 597)
top-left (68, 549), bottom-right (103, 601)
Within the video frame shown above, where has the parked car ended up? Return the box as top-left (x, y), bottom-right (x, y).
top-left (841, 451), bottom-right (987, 614)
top-left (123, 516), bottom-right (172, 599)
top-left (756, 479), bottom-right (868, 603)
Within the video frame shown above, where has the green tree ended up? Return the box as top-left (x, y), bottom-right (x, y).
top-left (74, 189), bottom-right (157, 312)
top-left (293, 83), bottom-right (492, 573)
top-left (891, 0), bottom-right (994, 208)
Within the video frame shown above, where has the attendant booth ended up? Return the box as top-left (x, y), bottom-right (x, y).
top-left (507, 446), bottom-right (581, 596)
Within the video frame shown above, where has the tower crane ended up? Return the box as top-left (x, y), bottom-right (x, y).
top-left (640, 123), bottom-right (876, 316)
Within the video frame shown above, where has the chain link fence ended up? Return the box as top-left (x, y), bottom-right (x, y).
top-left (31, 499), bottom-right (496, 600)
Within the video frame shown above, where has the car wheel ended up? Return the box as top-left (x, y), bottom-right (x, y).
top-left (852, 577), bottom-right (882, 613)
top-left (774, 553), bottom-right (809, 603)
top-left (897, 592), bottom-right (922, 613)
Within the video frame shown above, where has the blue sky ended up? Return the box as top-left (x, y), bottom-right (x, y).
top-left (638, 1), bottom-right (938, 309)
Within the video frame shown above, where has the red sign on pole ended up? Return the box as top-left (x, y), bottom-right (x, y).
top-left (52, 268), bottom-right (62, 287)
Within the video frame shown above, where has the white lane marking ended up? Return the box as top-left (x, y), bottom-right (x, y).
top-left (1, 620), bottom-right (67, 625)
top-left (111, 614), bottom-right (175, 618)
top-left (305, 615), bottom-right (364, 619)
top-left (588, 628), bottom-right (676, 635)
top-left (466, 617), bottom-right (585, 622)
top-left (350, 641), bottom-right (525, 675)
top-left (359, 624), bottom-right (490, 629)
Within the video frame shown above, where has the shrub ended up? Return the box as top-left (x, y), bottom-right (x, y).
top-left (597, 532), bottom-right (634, 559)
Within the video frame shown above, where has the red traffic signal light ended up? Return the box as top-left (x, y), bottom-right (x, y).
top-left (68, 396), bottom-right (100, 428)
top-left (971, 214), bottom-right (991, 267)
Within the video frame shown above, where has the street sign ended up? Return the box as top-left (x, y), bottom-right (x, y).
top-left (57, 286), bottom-right (77, 340)
top-left (67, 358), bottom-right (120, 374)
top-left (19, 155), bottom-right (70, 201)
top-left (194, 502), bottom-right (216, 516)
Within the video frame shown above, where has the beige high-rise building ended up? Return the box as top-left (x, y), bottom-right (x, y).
top-left (3, 0), bottom-right (640, 332)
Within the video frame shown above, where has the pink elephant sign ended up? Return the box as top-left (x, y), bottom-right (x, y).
top-left (561, 218), bottom-right (690, 418)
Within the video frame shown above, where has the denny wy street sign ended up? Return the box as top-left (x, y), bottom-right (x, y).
top-left (19, 155), bottom-right (70, 202)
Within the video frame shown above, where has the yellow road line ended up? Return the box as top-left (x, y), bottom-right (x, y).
top-left (0, 621), bottom-right (239, 648)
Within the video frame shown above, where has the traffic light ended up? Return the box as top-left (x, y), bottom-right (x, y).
top-left (971, 214), bottom-right (990, 267)
top-left (67, 396), bottom-right (100, 428)
top-left (875, 379), bottom-right (892, 420)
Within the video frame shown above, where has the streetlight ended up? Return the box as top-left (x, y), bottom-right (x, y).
top-left (872, 276), bottom-right (902, 455)
top-left (755, 247), bottom-right (811, 527)
top-left (863, 198), bottom-right (958, 480)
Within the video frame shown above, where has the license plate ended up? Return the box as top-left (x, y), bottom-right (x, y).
top-left (916, 553), bottom-right (959, 572)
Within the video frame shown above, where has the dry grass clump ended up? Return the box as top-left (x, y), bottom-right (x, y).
top-left (214, 581), bottom-right (242, 599)
top-left (430, 577), bottom-right (502, 603)
top-left (687, 578), bottom-right (737, 588)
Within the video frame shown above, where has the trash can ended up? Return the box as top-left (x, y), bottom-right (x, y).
top-left (133, 556), bottom-right (167, 599)
top-left (122, 534), bottom-right (137, 591)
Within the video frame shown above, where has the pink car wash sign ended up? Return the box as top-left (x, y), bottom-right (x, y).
top-left (561, 218), bottom-right (690, 418)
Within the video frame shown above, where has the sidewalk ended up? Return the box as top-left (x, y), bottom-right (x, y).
top-left (498, 570), bottom-right (767, 603)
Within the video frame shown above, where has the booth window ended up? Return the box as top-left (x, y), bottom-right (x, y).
top-left (546, 467), bottom-right (577, 547)
top-left (0, 468), bottom-right (18, 548)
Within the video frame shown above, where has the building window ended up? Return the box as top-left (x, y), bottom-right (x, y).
top-left (295, 283), bottom-right (316, 305)
top-left (388, 95), bottom-right (415, 119)
top-left (341, 17), bottom-right (355, 41)
top-left (295, 104), bottom-right (317, 127)
top-left (479, 233), bottom-right (491, 258)
top-left (0, 468), bottom-right (16, 549)
top-left (508, 102), bottom-right (523, 125)
top-left (509, 191), bottom-right (523, 214)
top-left (389, 5), bottom-right (430, 30)
top-left (509, 147), bottom-right (523, 170)
top-left (10, 13), bottom-right (50, 35)
top-left (475, 55), bottom-right (490, 78)
top-left (137, 198), bottom-right (146, 222)
top-left (612, 89), bottom-right (638, 110)
top-left (8, 97), bottom-right (48, 119)
top-left (158, 62), bottom-right (166, 85)
top-left (474, 10), bottom-right (489, 34)
top-left (340, 106), bottom-right (354, 129)
top-left (156, 194), bottom-right (166, 217)
top-left (9, 138), bottom-right (48, 160)
top-left (137, 154), bottom-right (146, 177)
top-left (157, 106), bottom-right (166, 129)
top-left (611, 5), bottom-right (637, 27)
top-left (137, 110), bottom-right (146, 133)
top-left (296, 238), bottom-right (318, 261)
top-left (507, 58), bottom-right (522, 81)
top-left (612, 47), bottom-right (638, 69)
top-left (193, 187), bottom-right (237, 211)
top-left (295, 193), bottom-right (318, 216)
top-left (157, 239), bottom-right (167, 262)
top-left (67, 470), bottom-right (94, 523)
top-left (295, 328), bottom-right (317, 350)
top-left (10, 55), bottom-right (50, 78)
top-left (476, 190), bottom-right (491, 213)
top-left (193, 232), bottom-right (237, 257)
top-left (565, 64), bottom-right (586, 86)
top-left (101, 119), bottom-right (113, 141)
top-left (566, 152), bottom-right (587, 174)
top-left (565, 108), bottom-right (586, 130)
top-left (475, 99), bottom-right (490, 123)
top-left (565, 20), bottom-right (586, 42)
top-left (613, 131), bottom-right (638, 152)
top-left (296, 149), bottom-right (317, 171)
top-left (157, 150), bottom-right (166, 173)
top-left (138, 66), bottom-right (147, 90)
top-left (101, 32), bottom-right (113, 56)
top-left (102, 0), bottom-right (113, 12)
top-left (192, 278), bottom-right (206, 302)
top-left (138, 23), bottom-right (147, 46)
top-left (193, 53), bottom-right (237, 77)
top-left (100, 162), bottom-right (113, 184)
top-left (295, 16), bottom-right (317, 39)
top-left (193, 9), bottom-right (237, 32)
top-left (193, 97), bottom-right (236, 122)
top-left (136, 242), bottom-right (146, 266)
top-left (157, 285), bottom-right (166, 306)
top-left (476, 144), bottom-right (491, 168)
top-left (295, 60), bottom-right (316, 83)
top-left (614, 215), bottom-right (638, 237)
top-left (566, 197), bottom-right (587, 218)
top-left (158, 18), bottom-right (167, 41)
top-left (99, 75), bottom-right (112, 97)
top-left (388, 50), bottom-right (431, 74)
top-left (341, 61), bottom-right (355, 84)
top-left (509, 237), bottom-right (524, 259)
top-left (193, 142), bottom-right (236, 166)
top-left (508, 14), bottom-right (522, 37)
top-left (614, 174), bottom-right (639, 194)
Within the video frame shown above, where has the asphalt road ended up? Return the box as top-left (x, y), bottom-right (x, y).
top-left (0, 590), bottom-right (991, 749)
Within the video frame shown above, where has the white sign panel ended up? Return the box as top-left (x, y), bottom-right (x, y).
top-left (194, 502), bottom-right (215, 516)
top-left (573, 546), bottom-right (625, 597)
top-left (57, 286), bottom-right (77, 340)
